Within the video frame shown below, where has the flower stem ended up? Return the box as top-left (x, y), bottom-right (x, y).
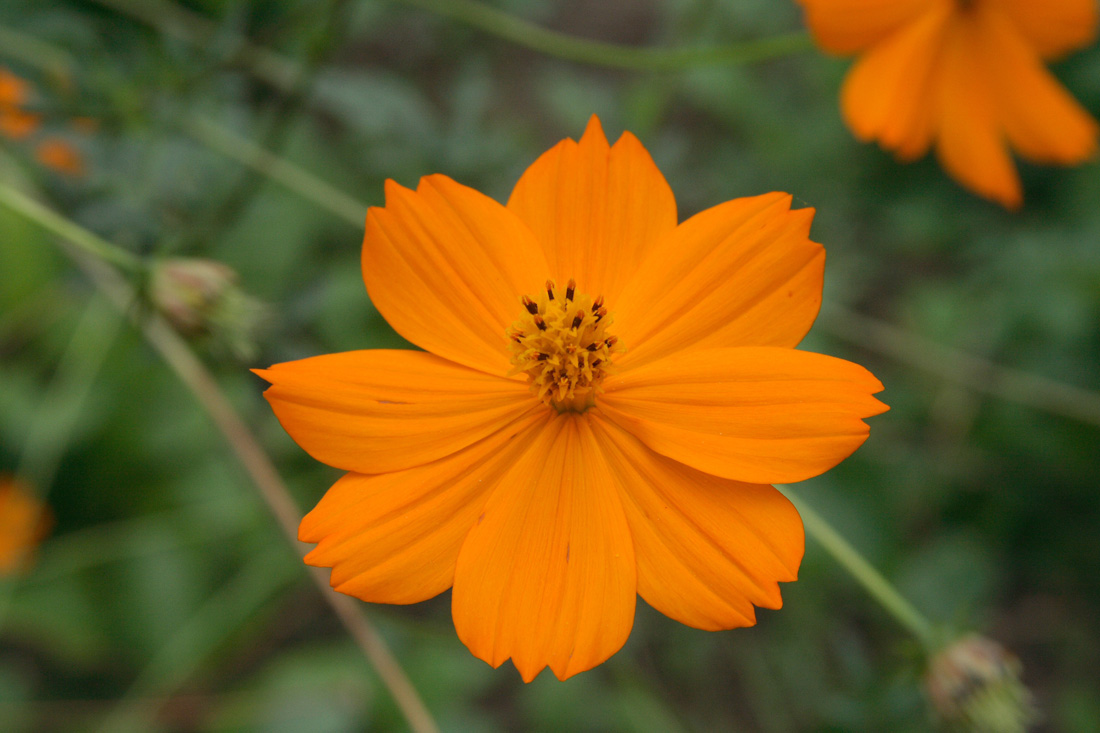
top-left (0, 184), bottom-right (440, 733)
top-left (0, 185), bottom-right (144, 273)
top-left (184, 116), bottom-right (366, 226)
top-left (397, 0), bottom-right (813, 70)
top-left (819, 303), bottom-right (1100, 430)
top-left (777, 485), bottom-right (937, 651)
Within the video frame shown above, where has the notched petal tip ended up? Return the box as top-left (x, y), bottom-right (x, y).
top-left (579, 114), bottom-right (609, 148)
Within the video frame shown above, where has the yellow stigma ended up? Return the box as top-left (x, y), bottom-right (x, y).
top-left (508, 278), bottom-right (620, 412)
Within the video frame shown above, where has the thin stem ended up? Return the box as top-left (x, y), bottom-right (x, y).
top-left (397, 0), bottom-right (814, 71)
top-left (0, 185), bottom-right (144, 272)
top-left (0, 187), bottom-right (440, 733)
top-left (777, 485), bottom-right (937, 651)
top-left (0, 23), bottom-right (76, 81)
top-left (185, 116), bottom-right (366, 226)
top-left (818, 303), bottom-right (1100, 430)
top-left (95, 546), bottom-right (299, 732)
top-left (87, 0), bottom-right (303, 91)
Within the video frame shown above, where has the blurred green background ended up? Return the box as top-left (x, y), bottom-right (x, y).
top-left (1, 0), bottom-right (1099, 730)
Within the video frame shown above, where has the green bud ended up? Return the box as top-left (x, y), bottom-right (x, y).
top-left (925, 634), bottom-right (1037, 733)
top-left (150, 258), bottom-right (267, 359)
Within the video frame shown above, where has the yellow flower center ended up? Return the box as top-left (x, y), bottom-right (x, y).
top-left (507, 278), bottom-right (621, 412)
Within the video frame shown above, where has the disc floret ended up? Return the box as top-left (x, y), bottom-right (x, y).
top-left (507, 278), bottom-right (620, 412)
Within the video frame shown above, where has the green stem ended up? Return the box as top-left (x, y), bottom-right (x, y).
top-left (185, 116), bottom-right (366, 226)
top-left (1, 187), bottom-right (439, 733)
top-left (819, 303), bottom-right (1100, 430)
top-left (95, 546), bottom-right (300, 733)
top-left (398, 0), bottom-right (813, 70)
top-left (0, 24), bottom-right (75, 82)
top-left (0, 185), bottom-right (144, 273)
top-left (777, 485), bottom-right (937, 650)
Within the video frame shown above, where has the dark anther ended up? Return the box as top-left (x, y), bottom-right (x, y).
top-left (571, 311), bottom-right (584, 329)
top-left (586, 342), bottom-right (599, 351)
top-left (523, 296), bottom-right (538, 315)
top-left (591, 295), bottom-right (604, 312)
top-left (566, 278), bottom-right (576, 301)
top-left (591, 359), bottom-right (602, 368)
top-left (545, 279), bottom-right (556, 300)
top-left (594, 306), bottom-right (607, 322)
top-left (511, 332), bottom-right (524, 342)
top-left (605, 336), bottom-right (618, 348)
top-left (534, 315), bottom-right (547, 331)
top-left (536, 353), bottom-right (550, 361)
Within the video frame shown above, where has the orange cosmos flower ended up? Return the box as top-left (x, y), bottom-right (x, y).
top-left (255, 117), bottom-right (888, 681)
top-left (797, 0), bottom-right (1100, 208)
top-left (35, 138), bottom-right (86, 178)
top-left (0, 67), bottom-right (40, 140)
top-left (0, 475), bottom-right (53, 575)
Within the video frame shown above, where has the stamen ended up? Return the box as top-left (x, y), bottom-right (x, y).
top-left (507, 279), bottom-right (621, 412)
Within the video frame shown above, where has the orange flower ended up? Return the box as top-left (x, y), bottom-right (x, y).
top-left (0, 67), bottom-right (40, 140)
top-left (35, 138), bottom-right (86, 177)
top-left (797, 0), bottom-right (1099, 208)
top-left (0, 475), bottom-right (52, 575)
top-left (256, 117), bottom-right (888, 681)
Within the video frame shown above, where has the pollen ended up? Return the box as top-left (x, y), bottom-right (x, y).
top-left (507, 278), bottom-right (621, 412)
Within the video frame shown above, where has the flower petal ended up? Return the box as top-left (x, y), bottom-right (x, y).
top-left (840, 2), bottom-right (953, 160)
top-left (452, 413), bottom-right (636, 682)
top-left (300, 411), bottom-right (545, 605)
top-left (978, 6), bottom-right (1099, 165)
top-left (589, 414), bottom-right (803, 631)
top-left (934, 12), bottom-right (1023, 209)
top-left (797, 0), bottom-right (939, 54)
top-left (506, 116), bottom-right (677, 306)
top-left (363, 175), bottom-right (550, 375)
top-left (613, 193), bottom-right (823, 368)
top-left (994, 0), bottom-right (1098, 59)
top-left (255, 349), bottom-right (539, 474)
top-left (599, 347), bottom-right (888, 485)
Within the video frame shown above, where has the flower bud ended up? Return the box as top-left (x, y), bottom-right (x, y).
top-left (150, 258), bottom-right (267, 359)
top-left (925, 634), bottom-right (1037, 732)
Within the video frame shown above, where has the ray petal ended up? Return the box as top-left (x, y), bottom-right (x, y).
top-left (363, 175), bottom-right (550, 376)
top-left (599, 347), bottom-right (887, 485)
top-left (255, 349), bottom-right (539, 474)
top-left (452, 413), bottom-right (636, 682)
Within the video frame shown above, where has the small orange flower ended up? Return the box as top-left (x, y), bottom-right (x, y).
top-left (256, 117), bottom-right (888, 681)
top-left (797, 0), bottom-right (1099, 208)
top-left (0, 475), bottom-right (52, 575)
top-left (35, 138), bottom-right (86, 178)
top-left (0, 67), bottom-right (40, 140)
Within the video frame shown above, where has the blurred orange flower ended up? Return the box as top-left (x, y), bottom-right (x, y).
top-left (0, 67), bottom-right (40, 140)
top-left (36, 138), bottom-right (86, 178)
top-left (797, 0), bottom-right (1099, 208)
top-left (256, 117), bottom-right (887, 681)
top-left (0, 475), bottom-right (52, 575)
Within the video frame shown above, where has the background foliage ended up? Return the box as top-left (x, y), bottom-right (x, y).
top-left (1, 0), bottom-right (1099, 730)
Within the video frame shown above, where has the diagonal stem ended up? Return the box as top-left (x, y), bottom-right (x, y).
top-left (0, 183), bottom-right (440, 733)
top-left (777, 485), bottom-right (938, 651)
top-left (396, 0), bottom-right (813, 70)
